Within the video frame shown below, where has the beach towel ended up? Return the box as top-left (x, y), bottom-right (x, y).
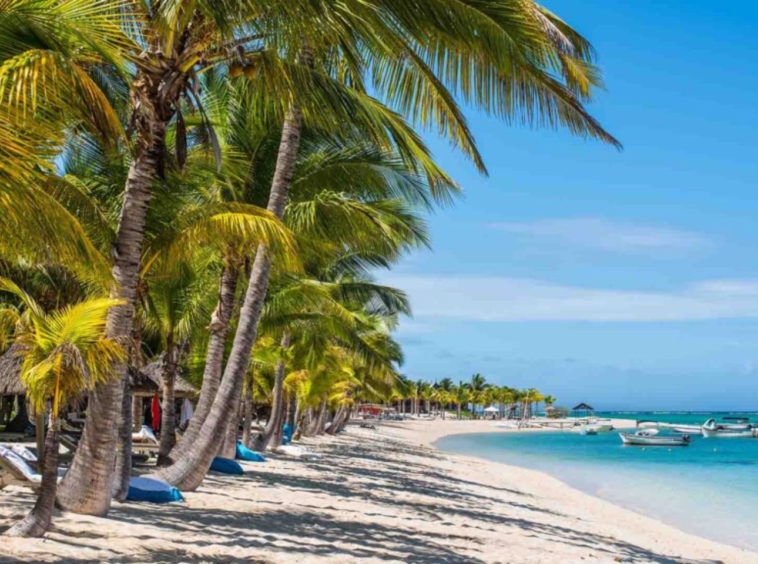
top-left (180, 399), bottom-right (194, 426)
top-left (210, 456), bottom-right (244, 475)
top-left (151, 394), bottom-right (161, 432)
top-left (127, 477), bottom-right (184, 503)
top-left (235, 442), bottom-right (266, 462)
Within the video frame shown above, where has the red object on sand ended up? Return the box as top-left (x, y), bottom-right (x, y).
top-left (151, 394), bottom-right (161, 432)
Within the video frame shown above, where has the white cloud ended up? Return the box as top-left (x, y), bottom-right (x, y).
top-left (384, 276), bottom-right (758, 322)
top-left (488, 217), bottom-right (712, 253)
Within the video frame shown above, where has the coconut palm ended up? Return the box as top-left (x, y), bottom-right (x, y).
top-left (451, 384), bottom-right (471, 420)
top-left (2, 0), bottom-right (619, 502)
top-left (159, 0), bottom-right (619, 491)
top-left (0, 279), bottom-right (124, 536)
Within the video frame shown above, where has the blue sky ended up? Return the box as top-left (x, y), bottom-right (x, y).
top-left (378, 1), bottom-right (758, 410)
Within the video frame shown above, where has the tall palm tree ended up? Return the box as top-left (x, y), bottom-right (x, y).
top-left (0, 279), bottom-right (124, 536)
top-left (451, 384), bottom-right (471, 420)
top-left (158, 0), bottom-right (619, 491)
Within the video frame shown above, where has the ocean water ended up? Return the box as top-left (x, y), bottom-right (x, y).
top-left (435, 413), bottom-right (758, 551)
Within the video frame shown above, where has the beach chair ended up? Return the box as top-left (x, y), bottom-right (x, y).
top-left (132, 425), bottom-right (160, 456)
top-left (0, 444), bottom-right (63, 490)
top-left (272, 444), bottom-right (322, 460)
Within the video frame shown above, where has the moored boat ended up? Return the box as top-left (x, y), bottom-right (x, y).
top-left (619, 430), bottom-right (692, 447)
top-left (701, 418), bottom-right (756, 438)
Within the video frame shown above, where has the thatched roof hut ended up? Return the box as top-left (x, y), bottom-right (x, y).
top-left (571, 402), bottom-right (595, 416)
top-left (135, 357), bottom-right (197, 399)
top-left (0, 346), bottom-right (196, 398)
top-left (0, 344), bottom-right (25, 396)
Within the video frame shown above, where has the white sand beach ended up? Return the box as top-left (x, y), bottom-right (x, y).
top-left (2, 419), bottom-right (756, 563)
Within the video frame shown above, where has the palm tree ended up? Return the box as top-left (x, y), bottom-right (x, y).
top-left (451, 384), bottom-right (471, 420)
top-left (469, 373), bottom-right (488, 419)
top-left (158, 0), bottom-right (619, 491)
top-left (0, 279), bottom-right (124, 536)
top-left (2, 0), bottom-right (619, 500)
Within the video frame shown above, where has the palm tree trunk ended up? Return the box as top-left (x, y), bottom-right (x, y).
top-left (169, 264), bottom-right (238, 459)
top-left (154, 98), bottom-right (303, 490)
top-left (7, 416), bottom-right (60, 537)
top-left (242, 370), bottom-right (254, 448)
top-left (336, 406), bottom-right (353, 433)
top-left (157, 340), bottom-right (178, 465)
top-left (218, 398), bottom-right (242, 458)
top-left (314, 398), bottom-right (328, 435)
top-left (326, 406), bottom-right (345, 435)
top-left (112, 373), bottom-right (133, 501)
top-left (292, 400), bottom-right (302, 434)
top-left (253, 333), bottom-right (290, 451)
top-left (57, 120), bottom-right (166, 515)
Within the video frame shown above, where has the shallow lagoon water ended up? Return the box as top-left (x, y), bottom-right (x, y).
top-left (436, 424), bottom-right (758, 551)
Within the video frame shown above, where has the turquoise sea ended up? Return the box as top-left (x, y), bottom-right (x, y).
top-left (435, 412), bottom-right (758, 551)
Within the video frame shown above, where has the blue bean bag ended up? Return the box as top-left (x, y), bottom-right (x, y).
top-left (282, 423), bottom-right (295, 445)
top-left (236, 442), bottom-right (266, 462)
top-left (210, 456), bottom-right (244, 475)
top-left (127, 477), bottom-right (184, 503)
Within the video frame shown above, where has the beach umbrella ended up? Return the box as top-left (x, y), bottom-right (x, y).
top-left (484, 406), bottom-right (499, 413)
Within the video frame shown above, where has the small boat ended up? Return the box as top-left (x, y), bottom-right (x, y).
top-left (701, 418), bottom-right (755, 438)
top-left (619, 429), bottom-right (692, 447)
top-left (573, 422), bottom-right (614, 434)
top-left (670, 424), bottom-right (703, 435)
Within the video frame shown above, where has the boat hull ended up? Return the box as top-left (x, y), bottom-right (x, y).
top-left (701, 428), bottom-right (755, 438)
top-left (619, 433), bottom-right (691, 447)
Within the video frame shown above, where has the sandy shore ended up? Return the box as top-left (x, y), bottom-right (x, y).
top-left (1, 419), bottom-right (756, 563)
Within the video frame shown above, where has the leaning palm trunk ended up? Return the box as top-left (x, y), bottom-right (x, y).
top-left (155, 103), bottom-right (303, 490)
top-left (314, 398), bottom-right (328, 435)
top-left (336, 406), bottom-right (353, 434)
top-left (57, 121), bottom-right (167, 515)
top-left (242, 370), bottom-right (254, 448)
top-left (112, 374), bottom-right (133, 501)
top-left (218, 398), bottom-right (242, 458)
top-left (326, 405), bottom-right (345, 435)
top-left (253, 333), bottom-right (290, 451)
top-left (157, 341), bottom-right (178, 465)
top-left (169, 264), bottom-right (239, 459)
top-left (7, 416), bottom-right (60, 537)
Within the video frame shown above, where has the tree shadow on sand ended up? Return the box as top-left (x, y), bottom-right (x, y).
top-left (0, 429), bottom-right (732, 564)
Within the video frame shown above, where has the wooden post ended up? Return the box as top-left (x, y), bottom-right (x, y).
top-left (132, 395), bottom-right (143, 431)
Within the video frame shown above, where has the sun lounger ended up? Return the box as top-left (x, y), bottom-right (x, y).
top-left (272, 444), bottom-right (322, 460)
top-left (0, 444), bottom-right (65, 490)
top-left (133, 425), bottom-right (159, 445)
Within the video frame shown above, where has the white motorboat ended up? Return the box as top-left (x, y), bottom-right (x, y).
top-left (701, 418), bottom-right (755, 438)
top-left (573, 422), bottom-right (614, 434)
top-left (669, 424), bottom-right (703, 435)
top-left (619, 429), bottom-right (692, 447)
